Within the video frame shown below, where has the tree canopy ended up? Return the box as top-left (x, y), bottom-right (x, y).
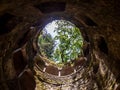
top-left (38, 20), bottom-right (84, 64)
top-left (38, 31), bottom-right (55, 58)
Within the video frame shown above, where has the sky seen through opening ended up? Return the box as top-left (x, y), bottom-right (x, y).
top-left (38, 20), bottom-right (83, 64)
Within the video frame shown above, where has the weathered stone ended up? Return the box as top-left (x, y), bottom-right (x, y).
top-left (0, 0), bottom-right (120, 90)
top-left (74, 57), bottom-right (86, 69)
top-left (61, 66), bottom-right (74, 76)
top-left (19, 69), bottom-right (36, 90)
top-left (13, 49), bottom-right (27, 76)
top-left (45, 66), bottom-right (59, 75)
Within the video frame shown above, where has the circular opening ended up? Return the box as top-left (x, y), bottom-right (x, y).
top-left (37, 20), bottom-right (84, 66)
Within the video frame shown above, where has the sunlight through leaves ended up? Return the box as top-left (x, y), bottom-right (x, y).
top-left (38, 20), bottom-right (84, 64)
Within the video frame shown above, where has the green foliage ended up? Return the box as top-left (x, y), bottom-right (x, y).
top-left (38, 32), bottom-right (55, 58)
top-left (38, 20), bottom-right (83, 64)
top-left (52, 20), bottom-right (83, 63)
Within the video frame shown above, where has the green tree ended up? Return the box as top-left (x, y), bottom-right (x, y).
top-left (52, 20), bottom-right (83, 63)
top-left (38, 31), bottom-right (55, 58)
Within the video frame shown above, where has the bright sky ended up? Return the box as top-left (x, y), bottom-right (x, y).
top-left (44, 20), bottom-right (60, 49)
top-left (40, 20), bottom-right (83, 63)
top-left (43, 20), bottom-right (75, 49)
top-left (44, 20), bottom-right (58, 38)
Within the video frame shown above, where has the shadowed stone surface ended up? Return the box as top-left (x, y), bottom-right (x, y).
top-left (61, 66), bottom-right (74, 76)
top-left (0, 0), bottom-right (120, 90)
top-left (13, 49), bottom-right (27, 76)
top-left (19, 69), bottom-right (36, 90)
top-left (45, 66), bottom-right (59, 75)
top-left (34, 2), bottom-right (66, 13)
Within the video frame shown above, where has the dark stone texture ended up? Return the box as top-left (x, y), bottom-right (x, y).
top-left (82, 16), bottom-right (97, 26)
top-left (61, 66), bottom-right (74, 76)
top-left (0, 13), bottom-right (14, 35)
top-left (36, 58), bottom-right (45, 70)
top-left (13, 49), bottom-right (27, 76)
top-left (19, 69), bottom-right (36, 90)
top-left (74, 57), bottom-right (86, 69)
top-left (34, 2), bottom-right (66, 13)
top-left (0, 0), bottom-right (120, 89)
top-left (45, 66), bottom-right (59, 75)
top-left (98, 37), bottom-right (108, 54)
top-left (7, 79), bottom-right (19, 90)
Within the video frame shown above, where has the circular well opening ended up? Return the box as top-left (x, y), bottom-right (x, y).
top-left (37, 19), bottom-right (84, 67)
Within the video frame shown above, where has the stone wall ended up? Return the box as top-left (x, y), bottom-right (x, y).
top-left (0, 0), bottom-right (120, 90)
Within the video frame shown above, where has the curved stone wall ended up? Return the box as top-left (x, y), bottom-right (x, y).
top-left (0, 0), bottom-right (120, 90)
